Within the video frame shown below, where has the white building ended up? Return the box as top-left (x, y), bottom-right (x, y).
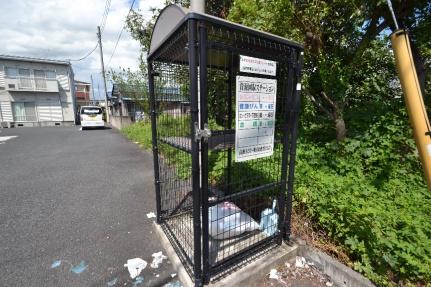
top-left (0, 55), bottom-right (76, 127)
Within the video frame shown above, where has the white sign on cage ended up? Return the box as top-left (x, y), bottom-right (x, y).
top-left (235, 75), bottom-right (277, 162)
top-left (239, 55), bottom-right (277, 76)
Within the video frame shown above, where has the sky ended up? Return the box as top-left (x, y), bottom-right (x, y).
top-left (0, 0), bottom-right (165, 100)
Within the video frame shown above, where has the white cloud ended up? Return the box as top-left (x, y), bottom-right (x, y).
top-left (0, 0), bottom-right (165, 99)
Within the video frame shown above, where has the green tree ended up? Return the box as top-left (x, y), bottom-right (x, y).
top-left (108, 67), bottom-right (150, 115)
top-left (228, 1), bottom-right (431, 284)
top-left (228, 0), bottom-right (430, 141)
top-left (126, 0), bottom-right (232, 53)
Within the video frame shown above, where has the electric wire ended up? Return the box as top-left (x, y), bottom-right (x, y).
top-left (69, 0), bottom-right (111, 62)
top-left (101, 0), bottom-right (111, 30)
top-left (100, 0), bottom-right (112, 33)
top-left (106, 0), bottom-right (136, 69)
top-left (69, 43), bottom-right (99, 61)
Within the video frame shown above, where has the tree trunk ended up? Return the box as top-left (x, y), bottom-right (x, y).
top-left (335, 117), bottom-right (346, 142)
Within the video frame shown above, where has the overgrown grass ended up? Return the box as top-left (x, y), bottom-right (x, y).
top-left (121, 120), bottom-right (153, 150)
top-left (122, 116), bottom-right (192, 179)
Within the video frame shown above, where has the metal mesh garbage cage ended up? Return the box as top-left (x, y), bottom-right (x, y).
top-left (147, 4), bottom-right (303, 285)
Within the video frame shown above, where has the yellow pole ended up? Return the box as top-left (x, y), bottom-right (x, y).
top-left (391, 29), bottom-right (431, 189)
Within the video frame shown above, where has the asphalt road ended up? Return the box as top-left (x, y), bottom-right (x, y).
top-left (0, 127), bottom-right (176, 287)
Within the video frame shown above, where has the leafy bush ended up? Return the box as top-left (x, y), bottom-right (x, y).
top-left (295, 108), bottom-right (431, 285)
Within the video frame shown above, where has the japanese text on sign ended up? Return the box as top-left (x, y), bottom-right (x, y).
top-left (235, 76), bottom-right (277, 162)
top-left (239, 55), bottom-right (277, 76)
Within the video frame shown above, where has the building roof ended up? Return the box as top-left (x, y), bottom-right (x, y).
top-left (0, 54), bottom-right (71, 65)
top-left (75, 80), bottom-right (91, 85)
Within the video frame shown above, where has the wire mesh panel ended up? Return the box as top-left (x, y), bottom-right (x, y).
top-left (148, 22), bottom-right (198, 276)
top-left (200, 21), bottom-right (303, 282)
top-left (148, 10), bottom-right (303, 285)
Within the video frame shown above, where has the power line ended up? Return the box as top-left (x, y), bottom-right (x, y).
top-left (70, 43), bottom-right (99, 61)
top-left (101, 0), bottom-right (111, 28)
top-left (69, 0), bottom-right (111, 62)
top-left (106, 0), bottom-right (136, 69)
top-left (100, 0), bottom-right (112, 33)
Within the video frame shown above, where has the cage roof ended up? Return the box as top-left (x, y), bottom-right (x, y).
top-left (148, 4), bottom-right (302, 60)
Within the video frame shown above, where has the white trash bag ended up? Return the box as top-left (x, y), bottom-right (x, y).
top-left (209, 201), bottom-right (260, 240)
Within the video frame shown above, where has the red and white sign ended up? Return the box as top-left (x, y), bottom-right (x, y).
top-left (239, 55), bottom-right (277, 76)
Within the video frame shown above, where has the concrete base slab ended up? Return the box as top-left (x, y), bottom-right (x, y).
top-left (209, 242), bottom-right (299, 287)
top-left (297, 243), bottom-right (375, 287)
top-left (153, 222), bottom-right (194, 287)
top-left (154, 222), bottom-right (375, 287)
top-left (154, 220), bottom-right (299, 287)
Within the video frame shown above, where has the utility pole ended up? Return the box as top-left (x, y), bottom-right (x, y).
top-left (90, 74), bottom-right (95, 102)
top-left (387, 0), bottom-right (431, 190)
top-left (97, 26), bottom-right (110, 122)
top-left (191, 0), bottom-right (205, 12)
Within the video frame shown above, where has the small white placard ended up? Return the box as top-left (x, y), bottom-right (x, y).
top-left (235, 76), bottom-right (277, 162)
top-left (239, 55), bottom-right (277, 76)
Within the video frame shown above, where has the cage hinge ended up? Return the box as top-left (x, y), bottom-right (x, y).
top-left (194, 122), bottom-right (212, 142)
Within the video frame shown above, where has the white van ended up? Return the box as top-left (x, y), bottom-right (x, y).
top-left (80, 106), bottom-right (104, 129)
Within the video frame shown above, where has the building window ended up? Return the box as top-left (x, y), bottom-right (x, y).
top-left (34, 70), bottom-right (45, 78)
top-left (34, 70), bottom-right (47, 89)
top-left (18, 69), bottom-right (32, 89)
top-left (46, 70), bottom-right (56, 79)
top-left (76, 85), bottom-right (87, 92)
top-left (13, 102), bottom-right (36, 122)
top-left (5, 67), bottom-right (18, 77)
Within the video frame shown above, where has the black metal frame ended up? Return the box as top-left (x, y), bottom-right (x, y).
top-left (148, 13), bottom-right (303, 286)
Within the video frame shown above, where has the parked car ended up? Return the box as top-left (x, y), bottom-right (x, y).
top-left (80, 106), bottom-right (104, 129)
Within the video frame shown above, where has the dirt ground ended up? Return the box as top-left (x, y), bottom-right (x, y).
top-left (254, 205), bottom-right (347, 287)
top-left (259, 256), bottom-right (336, 287)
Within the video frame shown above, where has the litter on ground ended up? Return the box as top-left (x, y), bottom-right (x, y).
top-left (124, 258), bottom-right (147, 279)
top-left (262, 257), bottom-right (336, 287)
top-left (146, 212), bottom-right (156, 219)
top-left (150, 251), bottom-right (167, 268)
top-left (70, 261), bottom-right (88, 274)
top-left (50, 260), bottom-right (61, 269)
top-left (295, 256), bottom-right (307, 268)
top-left (269, 269), bottom-right (279, 280)
top-left (132, 276), bottom-right (145, 287)
top-left (107, 277), bottom-right (118, 287)
top-left (164, 281), bottom-right (182, 287)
